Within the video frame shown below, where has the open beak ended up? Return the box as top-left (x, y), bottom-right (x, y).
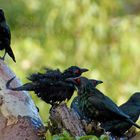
top-left (65, 77), bottom-right (77, 85)
top-left (80, 68), bottom-right (89, 73)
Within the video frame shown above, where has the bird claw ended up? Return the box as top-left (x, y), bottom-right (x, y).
top-left (125, 127), bottom-right (137, 139)
top-left (0, 56), bottom-right (5, 61)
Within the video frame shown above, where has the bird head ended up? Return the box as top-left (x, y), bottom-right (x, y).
top-left (66, 77), bottom-right (103, 95)
top-left (0, 9), bottom-right (5, 22)
top-left (66, 76), bottom-right (103, 87)
top-left (63, 66), bottom-right (88, 78)
top-left (89, 79), bottom-right (103, 87)
top-left (66, 76), bottom-right (91, 92)
top-left (128, 92), bottom-right (140, 103)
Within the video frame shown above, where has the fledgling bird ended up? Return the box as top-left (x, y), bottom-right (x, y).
top-left (0, 9), bottom-right (16, 62)
top-left (71, 78), bottom-right (103, 122)
top-left (101, 92), bottom-right (140, 136)
top-left (66, 77), bottom-right (140, 130)
top-left (6, 66), bottom-right (88, 105)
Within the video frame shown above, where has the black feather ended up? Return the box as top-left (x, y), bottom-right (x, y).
top-left (68, 77), bottom-right (140, 131)
top-left (101, 92), bottom-right (140, 136)
top-left (6, 66), bottom-right (88, 105)
top-left (0, 9), bottom-right (16, 62)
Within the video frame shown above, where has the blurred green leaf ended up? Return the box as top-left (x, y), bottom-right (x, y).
top-left (76, 135), bottom-right (99, 140)
top-left (99, 135), bottom-right (109, 140)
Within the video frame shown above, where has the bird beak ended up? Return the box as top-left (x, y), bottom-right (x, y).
top-left (80, 68), bottom-right (89, 73)
top-left (65, 77), bottom-right (77, 84)
top-left (90, 79), bottom-right (103, 86)
top-left (97, 80), bottom-right (103, 84)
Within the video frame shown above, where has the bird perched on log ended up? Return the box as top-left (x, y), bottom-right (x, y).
top-left (66, 77), bottom-right (140, 130)
top-left (6, 66), bottom-right (88, 105)
top-left (0, 9), bottom-right (16, 62)
top-left (101, 92), bottom-right (140, 136)
top-left (71, 78), bottom-right (103, 122)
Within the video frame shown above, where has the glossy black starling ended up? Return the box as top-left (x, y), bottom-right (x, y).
top-left (66, 77), bottom-right (140, 130)
top-left (101, 92), bottom-right (140, 136)
top-left (6, 66), bottom-right (88, 105)
top-left (0, 9), bottom-right (16, 62)
top-left (71, 78), bottom-right (103, 122)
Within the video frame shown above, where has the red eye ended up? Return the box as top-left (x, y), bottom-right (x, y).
top-left (92, 80), bottom-right (97, 86)
top-left (75, 78), bottom-right (80, 84)
top-left (75, 70), bottom-right (80, 74)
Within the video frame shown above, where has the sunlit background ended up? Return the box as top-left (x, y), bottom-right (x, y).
top-left (1, 0), bottom-right (140, 129)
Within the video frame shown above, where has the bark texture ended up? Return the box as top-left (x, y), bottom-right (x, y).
top-left (0, 60), bottom-right (46, 140)
top-left (49, 102), bottom-right (140, 140)
top-left (49, 102), bottom-right (86, 137)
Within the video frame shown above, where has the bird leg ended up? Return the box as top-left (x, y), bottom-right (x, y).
top-left (82, 120), bottom-right (104, 136)
top-left (1, 50), bottom-right (6, 61)
top-left (125, 126), bottom-right (137, 139)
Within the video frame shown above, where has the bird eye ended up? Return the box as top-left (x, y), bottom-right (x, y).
top-left (75, 70), bottom-right (80, 74)
top-left (75, 78), bottom-right (80, 84)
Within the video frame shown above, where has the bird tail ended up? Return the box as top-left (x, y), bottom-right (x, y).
top-left (6, 76), bottom-right (34, 91)
top-left (6, 45), bottom-right (16, 62)
top-left (127, 119), bottom-right (140, 129)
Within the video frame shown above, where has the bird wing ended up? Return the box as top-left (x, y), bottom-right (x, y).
top-left (0, 22), bottom-right (11, 40)
top-left (88, 89), bottom-right (130, 119)
top-left (28, 70), bottom-right (62, 84)
top-left (28, 73), bottom-right (46, 82)
top-left (120, 103), bottom-right (140, 121)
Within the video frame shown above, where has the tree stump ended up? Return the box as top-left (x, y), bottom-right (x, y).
top-left (49, 102), bottom-right (86, 137)
top-left (0, 60), bottom-right (46, 140)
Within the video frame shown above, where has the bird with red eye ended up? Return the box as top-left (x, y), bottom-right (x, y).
top-left (67, 76), bottom-right (140, 133)
top-left (6, 66), bottom-right (88, 106)
top-left (69, 77), bottom-right (103, 122)
top-left (66, 76), bottom-right (103, 92)
top-left (62, 66), bottom-right (88, 79)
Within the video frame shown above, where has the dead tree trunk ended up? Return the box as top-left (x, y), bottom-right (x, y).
top-left (0, 60), bottom-right (46, 140)
top-left (49, 103), bottom-right (86, 137)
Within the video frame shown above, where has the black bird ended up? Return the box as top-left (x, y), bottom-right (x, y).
top-left (6, 66), bottom-right (88, 105)
top-left (71, 78), bottom-right (103, 122)
top-left (101, 92), bottom-right (140, 136)
top-left (66, 77), bottom-right (140, 130)
top-left (0, 9), bottom-right (16, 62)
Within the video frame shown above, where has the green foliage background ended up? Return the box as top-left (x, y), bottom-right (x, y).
top-left (1, 0), bottom-right (140, 136)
